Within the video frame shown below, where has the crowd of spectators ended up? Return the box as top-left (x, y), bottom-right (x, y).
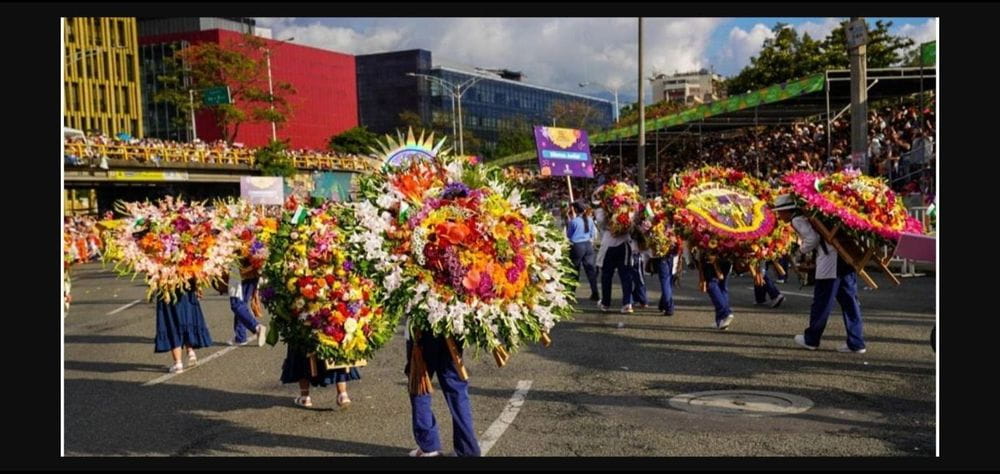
top-left (64, 215), bottom-right (104, 264)
top-left (512, 103), bottom-right (935, 216)
top-left (63, 133), bottom-right (370, 169)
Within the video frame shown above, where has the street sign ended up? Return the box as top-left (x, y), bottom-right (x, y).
top-left (846, 19), bottom-right (868, 49)
top-left (920, 41), bottom-right (936, 66)
top-left (202, 86), bottom-right (231, 106)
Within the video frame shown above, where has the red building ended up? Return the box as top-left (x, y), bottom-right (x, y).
top-left (139, 28), bottom-right (357, 150)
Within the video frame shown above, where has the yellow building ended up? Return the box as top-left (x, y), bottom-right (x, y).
top-left (64, 17), bottom-right (144, 137)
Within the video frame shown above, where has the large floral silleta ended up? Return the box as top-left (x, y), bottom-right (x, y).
top-left (104, 196), bottom-right (239, 302)
top-left (636, 196), bottom-right (683, 258)
top-left (785, 170), bottom-right (923, 244)
top-left (667, 166), bottom-right (794, 265)
top-left (261, 197), bottom-right (396, 364)
top-left (595, 180), bottom-right (641, 237)
top-left (356, 151), bottom-right (574, 366)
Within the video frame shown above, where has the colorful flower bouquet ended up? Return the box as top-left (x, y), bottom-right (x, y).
top-left (356, 152), bottom-right (574, 367)
top-left (636, 197), bottom-right (683, 258)
top-left (667, 166), bottom-right (793, 265)
top-left (104, 196), bottom-right (240, 302)
top-left (596, 181), bottom-right (641, 236)
top-left (261, 200), bottom-right (395, 364)
top-left (785, 170), bottom-right (923, 244)
top-left (218, 199), bottom-right (279, 279)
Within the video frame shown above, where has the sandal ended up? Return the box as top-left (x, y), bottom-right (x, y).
top-left (337, 392), bottom-right (351, 408)
top-left (187, 351), bottom-right (198, 366)
top-left (294, 395), bottom-right (313, 408)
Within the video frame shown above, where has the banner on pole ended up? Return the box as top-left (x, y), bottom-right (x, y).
top-left (240, 176), bottom-right (285, 205)
top-left (534, 126), bottom-right (593, 178)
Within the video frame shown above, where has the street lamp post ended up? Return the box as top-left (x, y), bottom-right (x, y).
top-left (579, 82), bottom-right (620, 123)
top-left (263, 37), bottom-right (294, 142)
top-left (407, 72), bottom-right (490, 155)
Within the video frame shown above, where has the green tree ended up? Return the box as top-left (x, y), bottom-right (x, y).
top-left (328, 126), bottom-right (380, 155)
top-left (255, 139), bottom-right (296, 177)
top-left (397, 110), bottom-right (425, 131)
top-left (494, 118), bottom-right (535, 159)
top-left (725, 20), bottom-right (914, 95)
top-left (549, 100), bottom-right (605, 132)
top-left (154, 33), bottom-right (296, 144)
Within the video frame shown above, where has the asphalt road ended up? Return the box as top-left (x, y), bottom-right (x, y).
top-left (63, 262), bottom-right (936, 456)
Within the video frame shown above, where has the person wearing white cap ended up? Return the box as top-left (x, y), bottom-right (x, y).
top-left (772, 194), bottom-right (866, 353)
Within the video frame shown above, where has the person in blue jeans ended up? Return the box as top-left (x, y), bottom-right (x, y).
top-left (699, 254), bottom-right (735, 330)
top-left (226, 263), bottom-right (266, 346)
top-left (753, 261), bottom-right (785, 308)
top-left (405, 327), bottom-right (480, 457)
top-left (629, 233), bottom-right (649, 309)
top-left (652, 252), bottom-right (677, 316)
top-left (595, 208), bottom-right (634, 313)
top-left (565, 202), bottom-right (600, 301)
top-left (773, 195), bottom-right (866, 353)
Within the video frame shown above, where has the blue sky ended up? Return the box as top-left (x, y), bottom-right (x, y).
top-left (255, 17), bottom-right (936, 104)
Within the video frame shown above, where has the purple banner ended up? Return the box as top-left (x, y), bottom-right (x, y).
top-left (534, 126), bottom-right (593, 178)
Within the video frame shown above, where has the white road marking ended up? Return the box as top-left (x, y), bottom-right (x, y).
top-left (479, 380), bottom-right (532, 456)
top-left (106, 299), bottom-right (143, 315)
top-left (745, 287), bottom-right (812, 297)
top-left (142, 345), bottom-right (239, 386)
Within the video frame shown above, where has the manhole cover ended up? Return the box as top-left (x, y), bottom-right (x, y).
top-left (669, 390), bottom-right (813, 417)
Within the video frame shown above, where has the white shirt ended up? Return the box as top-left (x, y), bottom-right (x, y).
top-left (228, 262), bottom-right (243, 300)
top-left (594, 208), bottom-right (632, 267)
top-left (791, 215), bottom-right (839, 280)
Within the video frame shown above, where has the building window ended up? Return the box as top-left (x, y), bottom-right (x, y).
top-left (117, 21), bottom-right (126, 48)
top-left (66, 18), bottom-right (75, 43)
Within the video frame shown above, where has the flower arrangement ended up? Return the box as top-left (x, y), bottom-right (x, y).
top-left (217, 199), bottom-right (279, 278)
top-left (595, 181), bottom-right (641, 237)
top-left (104, 196), bottom-right (240, 302)
top-left (667, 166), bottom-right (793, 262)
top-left (785, 170), bottom-right (923, 244)
top-left (356, 151), bottom-right (574, 362)
top-left (635, 197), bottom-right (683, 258)
top-left (261, 200), bottom-right (395, 363)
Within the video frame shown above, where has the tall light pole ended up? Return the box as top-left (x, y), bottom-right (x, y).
top-left (847, 18), bottom-right (869, 174)
top-left (263, 37), bottom-right (294, 142)
top-left (637, 17), bottom-right (646, 198)
top-left (579, 82), bottom-right (620, 123)
top-left (407, 72), bottom-right (489, 155)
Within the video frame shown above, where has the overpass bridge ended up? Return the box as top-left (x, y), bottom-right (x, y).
top-left (63, 142), bottom-right (382, 214)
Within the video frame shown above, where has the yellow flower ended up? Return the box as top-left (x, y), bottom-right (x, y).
top-left (318, 333), bottom-right (339, 348)
top-left (287, 278), bottom-right (298, 292)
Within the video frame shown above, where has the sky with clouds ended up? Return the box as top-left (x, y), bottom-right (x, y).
top-left (255, 17), bottom-right (937, 104)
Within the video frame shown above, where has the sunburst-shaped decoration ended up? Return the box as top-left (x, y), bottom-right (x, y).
top-left (370, 127), bottom-right (451, 167)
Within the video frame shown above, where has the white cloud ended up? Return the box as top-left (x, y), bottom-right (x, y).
top-left (720, 23), bottom-right (775, 73)
top-left (255, 17), bottom-right (722, 104)
top-left (898, 18), bottom-right (938, 45)
top-left (795, 17), bottom-right (842, 40)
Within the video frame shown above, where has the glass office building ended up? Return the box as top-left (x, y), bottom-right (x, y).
top-left (356, 49), bottom-right (613, 153)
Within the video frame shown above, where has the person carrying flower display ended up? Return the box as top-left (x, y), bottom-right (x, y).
top-left (105, 197), bottom-right (236, 373)
top-left (636, 197), bottom-right (683, 316)
top-left (356, 131), bottom-right (573, 457)
top-left (593, 181), bottom-right (641, 314)
top-left (772, 194), bottom-right (865, 353)
top-left (224, 260), bottom-right (266, 347)
top-left (280, 344), bottom-right (360, 409)
top-left (629, 228), bottom-right (649, 310)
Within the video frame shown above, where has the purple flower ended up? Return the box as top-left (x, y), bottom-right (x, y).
top-left (441, 182), bottom-right (471, 199)
top-left (260, 286), bottom-right (276, 302)
top-left (343, 260), bottom-right (354, 272)
top-left (347, 302), bottom-right (361, 315)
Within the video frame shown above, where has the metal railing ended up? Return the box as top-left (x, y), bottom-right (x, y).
top-left (63, 142), bottom-right (380, 172)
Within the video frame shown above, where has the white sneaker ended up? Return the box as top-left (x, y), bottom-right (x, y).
top-left (168, 362), bottom-right (184, 374)
top-left (257, 325), bottom-right (267, 347)
top-left (837, 343), bottom-right (867, 354)
top-left (408, 448), bottom-right (441, 457)
top-left (717, 314), bottom-right (734, 330)
top-left (599, 305), bottom-right (611, 312)
top-left (770, 294), bottom-right (786, 308)
top-left (621, 305), bottom-right (633, 314)
top-left (794, 334), bottom-right (818, 351)
top-left (227, 338), bottom-right (251, 347)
